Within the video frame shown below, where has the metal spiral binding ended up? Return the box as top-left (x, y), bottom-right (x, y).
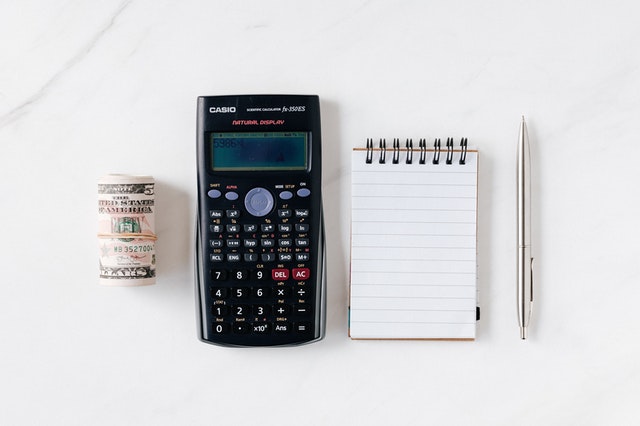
top-left (446, 137), bottom-right (454, 164)
top-left (405, 139), bottom-right (413, 164)
top-left (459, 137), bottom-right (468, 165)
top-left (364, 137), bottom-right (469, 165)
top-left (419, 139), bottom-right (426, 164)
top-left (432, 139), bottom-right (441, 164)
top-left (392, 138), bottom-right (400, 164)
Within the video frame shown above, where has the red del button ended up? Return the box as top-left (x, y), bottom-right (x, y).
top-left (292, 268), bottom-right (310, 280)
top-left (272, 269), bottom-right (290, 280)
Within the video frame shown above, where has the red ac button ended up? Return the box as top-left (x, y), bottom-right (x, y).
top-left (292, 268), bottom-right (310, 280)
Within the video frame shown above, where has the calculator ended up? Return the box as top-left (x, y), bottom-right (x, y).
top-left (195, 95), bottom-right (326, 347)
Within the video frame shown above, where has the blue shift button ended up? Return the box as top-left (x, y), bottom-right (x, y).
top-left (225, 191), bottom-right (239, 201)
top-left (244, 187), bottom-right (274, 217)
top-left (279, 191), bottom-right (293, 200)
top-left (207, 189), bottom-right (222, 199)
top-left (297, 188), bottom-right (311, 198)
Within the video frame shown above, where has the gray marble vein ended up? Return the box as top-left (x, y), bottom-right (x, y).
top-left (0, 0), bottom-right (133, 129)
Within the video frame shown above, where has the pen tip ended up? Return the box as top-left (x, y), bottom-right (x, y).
top-left (521, 115), bottom-right (526, 122)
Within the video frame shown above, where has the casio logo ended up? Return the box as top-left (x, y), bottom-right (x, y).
top-left (209, 106), bottom-right (236, 113)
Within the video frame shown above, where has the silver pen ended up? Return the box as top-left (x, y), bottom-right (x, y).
top-left (517, 116), bottom-right (534, 339)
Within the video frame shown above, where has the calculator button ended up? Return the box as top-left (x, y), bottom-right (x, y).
top-left (253, 305), bottom-right (271, 316)
top-left (226, 239), bottom-right (241, 248)
top-left (295, 322), bottom-right (312, 333)
top-left (252, 322), bottom-right (271, 334)
top-left (227, 253), bottom-right (241, 262)
top-left (295, 253), bottom-right (310, 262)
top-left (296, 238), bottom-right (310, 247)
top-left (297, 188), bottom-right (311, 198)
top-left (272, 269), bottom-right (290, 281)
top-left (279, 253), bottom-right (293, 262)
top-left (210, 254), bottom-right (224, 262)
top-left (225, 191), bottom-right (239, 201)
top-left (210, 287), bottom-right (229, 299)
top-left (278, 239), bottom-right (293, 247)
top-left (210, 269), bottom-right (228, 281)
top-left (253, 287), bottom-right (270, 298)
top-left (210, 224), bottom-right (223, 233)
top-left (244, 224), bottom-right (258, 232)
top-left (207, 189), bottom-right (222, 199)
top-left (261, 239), bottom-right (275, 248)
top-left (292, 268), bottom-right (311, 280)
top-left (233, 322), bottom-right (250, 334)
top-left (226, 209), bottom-right (240, 218)
top-left (211, 305), bottom-right (229, 316)
top-left (274, 322), bottom-right (291, 333)
top-left (296, 287), bottom-right (311, 298)
top-left (261, 224), bottom-right (275, 232)
top-left (232, 288), bottom-right (249, 299)
top-left (232, 269), bottom-right (249, 280)
top-left (295, 304), bottom-right (312, 315)
top-left (274, 287), bottom-right (291, 298)
top-left (279, 191), bottom-right (293, 200)
top-left (226, 224), bottom-right (240, 233)
top-left (244, 239), bottom-right (258, 248)
top-left (278, 209), bottom-right (292, 218)
top-left (295, 209), bottom-right (309, 218)
top-left (212, 323), bottom-right (230, 334)
top-left (278, 223), bottom-right (292, 233)
top-left (252, 270), bottom-right (267, 280)
top-left (244, 253), bottom-right (258, 262)
top-left (274, 305), bottom-right (292, 315)
top-left (232, 305), bottom-right (250, 317)
top-left (295, 223), bottom-right (309, 233)
top-left (209, 210), bottom-right (224, 218)
top-left (261, 253), bottom-right (276, 262)
top-left (210, 239), bottom-right (223, 248)
top-left (244, 187), bottom-right (274, 217)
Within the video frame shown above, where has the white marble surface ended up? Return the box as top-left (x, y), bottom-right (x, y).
top-left (2, 1), bottom-right (640, 425)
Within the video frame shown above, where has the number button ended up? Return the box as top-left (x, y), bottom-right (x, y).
top-left (232, 304), bottom-right (249, 317)
top-left (232, 287), bottom-right (249, 299)
top-left (253, 287), bottom-right (270, 298)
top-left (210, 269), bottom-right (228, 281)
top-left (212, 323), bottom-right (230, 334)
top-left (211, 287), bottom-right (229, 299)
top-left (211, 305), bottom-right (229, 316)
top-left (233, 269), bottom-right (249, 280)
top-left (253, 270), bottom-right (267, 280)
top-left (253, 305), bottom-right (271, 316)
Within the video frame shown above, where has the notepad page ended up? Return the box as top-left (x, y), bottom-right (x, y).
top-left (349, 149), bottom-right (478, 339)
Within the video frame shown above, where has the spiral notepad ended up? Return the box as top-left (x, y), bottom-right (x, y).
top-left (349, 138), bottom-right (479, 340)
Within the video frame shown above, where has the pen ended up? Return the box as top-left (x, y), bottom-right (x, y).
top-left (517, 116), bottom-right (534, 339)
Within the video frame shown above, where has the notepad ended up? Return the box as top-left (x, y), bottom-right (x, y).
top-left (349, 139), bottom-right (479, 340)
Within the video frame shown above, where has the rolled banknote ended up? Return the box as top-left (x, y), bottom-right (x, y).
top-left (97, 175), bottom-right (156, 286)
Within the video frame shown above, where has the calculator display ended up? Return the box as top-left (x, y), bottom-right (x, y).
top-left (211, 132), bottom-right (308, 171)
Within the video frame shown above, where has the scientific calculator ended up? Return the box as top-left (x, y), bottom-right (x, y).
top-left (195, 94), bottom-right (326, 347)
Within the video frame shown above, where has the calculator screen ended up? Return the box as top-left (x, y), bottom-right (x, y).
top-left (211, 132), bottom-right (308, 171)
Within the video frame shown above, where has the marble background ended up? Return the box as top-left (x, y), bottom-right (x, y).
top-left (2, 1), bottom-right (640, 425)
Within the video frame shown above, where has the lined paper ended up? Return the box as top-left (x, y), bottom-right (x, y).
top-left (349, 148), bottom-right (478, 339)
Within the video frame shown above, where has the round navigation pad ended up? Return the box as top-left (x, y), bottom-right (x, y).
top-left (244, 187), bottom-right (275, 217)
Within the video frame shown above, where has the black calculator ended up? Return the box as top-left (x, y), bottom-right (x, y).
top-left (195, 95), bottom-right (326, 347)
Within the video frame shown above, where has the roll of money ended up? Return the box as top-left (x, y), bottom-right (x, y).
top-left (97, 175), bottom-right (156, 286)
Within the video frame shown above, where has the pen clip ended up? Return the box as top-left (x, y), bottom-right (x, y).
top-left (529, 257), bottom-right (535, 303)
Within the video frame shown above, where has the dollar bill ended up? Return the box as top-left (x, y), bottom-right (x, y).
top-left (98, 175), bottom-right (156, 286)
